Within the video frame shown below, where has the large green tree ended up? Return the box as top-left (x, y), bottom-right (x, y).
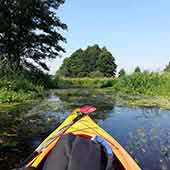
top-left (60, 49), bottom-right (85, 77)
top-left (96, 49), bottom-right (117, 77)
top-left (58, 45), bottom-right (117, 77)
top-left (0, 0), bottom-right (67, 72)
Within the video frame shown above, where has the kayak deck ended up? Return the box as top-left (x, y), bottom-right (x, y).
top-left (25, 108), bottom-right (141, 170)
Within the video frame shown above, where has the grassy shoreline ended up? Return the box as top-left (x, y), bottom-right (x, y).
top-left (2, 71), bottom-right (170, 111)
top-left (1, 88), bottom-right (170, 113)
top-left (55, 72), bottom-right (170, 109)
top-left (0, 72), bottom-right (50, 109)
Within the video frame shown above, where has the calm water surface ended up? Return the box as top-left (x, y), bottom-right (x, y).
top-left (0, 89), bottom-right (170, 170)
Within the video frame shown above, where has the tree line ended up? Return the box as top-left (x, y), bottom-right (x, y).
top-left (58, 44), bottom-right (170, 78)
top-left (1, 0), bottom-right (170, 81)
top-left (57, 44), bottom-right (117, 77)
top-left (118, 63), bottom-right (170, 77)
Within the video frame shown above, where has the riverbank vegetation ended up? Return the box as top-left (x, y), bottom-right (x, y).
top-left (0, 0), bottom-right (66, 105)
top-left (55, 43), bottom-right (170, 108)
top-left (56, 77), bottom-right (115, 88)
top-left (55, 70), bottom-right (170, 109)
top-left (56, 71), bottom-right (170, 96)
top-left (1, 0), bottom-right (170, 110)
top-left (55, 43), bottom-right (170, 94)
top-left (0, 71), bottom-right (51, 104)
top-left (113, 71), bottom-right (170, 96)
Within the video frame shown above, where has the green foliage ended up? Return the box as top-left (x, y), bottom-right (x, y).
top-left (164, 62), bottom-right (170, 72)
top-left (89, 71), bottom-right (104, 78)
top-left (96, 49), bottom-right (117, 77)
top-left (0, 71), bottom-right (47, 103)
top-left (0, 88), bottom-right (38, 103)
top-left (58, 49), bottom-right (85, 77)
top-left (134, 66), bottom-right (141, 73)
top-left (118, 69), bottom-right (126, 77)
top-left (0, 0), bottom-right (67, 72)
top-left (0, 86), bottom-right (44, 103)
top-left (58, 45), bottom-right (117, 77)
top-left (0, 0), bottom-right (67, 103)
top-left (113, 72), bottom-right (170, 96)
top-left (56, 71), bottom-right (170, 98)
top-left (57, 77), bottom-right (116, 88)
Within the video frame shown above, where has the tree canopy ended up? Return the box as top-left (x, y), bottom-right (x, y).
top-left (58, 45), bottom-right (117, 77)
top-left (164, 62), bottom-right (170, 72)
top-left (118, 69), bottom-right (126, 77)
top-left (0, 0), bottom-right (67, 72)
top-left (134, 66), bottom-right (141, 73)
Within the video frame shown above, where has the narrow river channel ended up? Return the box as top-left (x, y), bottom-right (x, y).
top-left (0, 89), bottom-right (170, 170)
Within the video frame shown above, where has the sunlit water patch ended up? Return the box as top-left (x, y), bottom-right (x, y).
top-left (99, 107), bottom-right (170, 170)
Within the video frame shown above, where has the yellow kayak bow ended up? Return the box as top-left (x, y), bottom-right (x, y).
top-left (24, 106), bottom-right (141, 170)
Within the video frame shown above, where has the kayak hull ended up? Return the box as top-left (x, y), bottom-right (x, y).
top-left (26, 108), bottom-right (141, 170)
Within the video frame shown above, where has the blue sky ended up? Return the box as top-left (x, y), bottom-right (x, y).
top-left (47, 0), bottom-right (170, 74)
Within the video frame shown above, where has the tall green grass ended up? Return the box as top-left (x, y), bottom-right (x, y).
top-left (56, 72), bottom-right (170, 97)
top-left (0, 73), bottom-right (45, 103)
top-left (113, 72), bottom-right (170, 96)
top-left (56, 77), bottom-right (116, 88)
top-left (3, 70), bottom-right (169, 104)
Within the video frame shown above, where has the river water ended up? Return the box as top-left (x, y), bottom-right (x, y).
top-left (0, 89), bottom-right (170, 170)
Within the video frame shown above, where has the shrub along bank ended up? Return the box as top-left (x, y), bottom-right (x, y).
top-left (56, 72), bottom-right (170, 97)
top-left (56, 77), bottom-right (116, 88)
top-left (55, 72), bottom-right (170, 109)
top-left (0, 71), bottom-right (54, 104)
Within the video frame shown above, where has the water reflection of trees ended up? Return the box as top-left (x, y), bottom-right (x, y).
top-left (59, 98), bottom-right (115, 121)
top-left (0, 98), bottom-right (65, 170)
top-left (56, 89), bottom-right (115, 121)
